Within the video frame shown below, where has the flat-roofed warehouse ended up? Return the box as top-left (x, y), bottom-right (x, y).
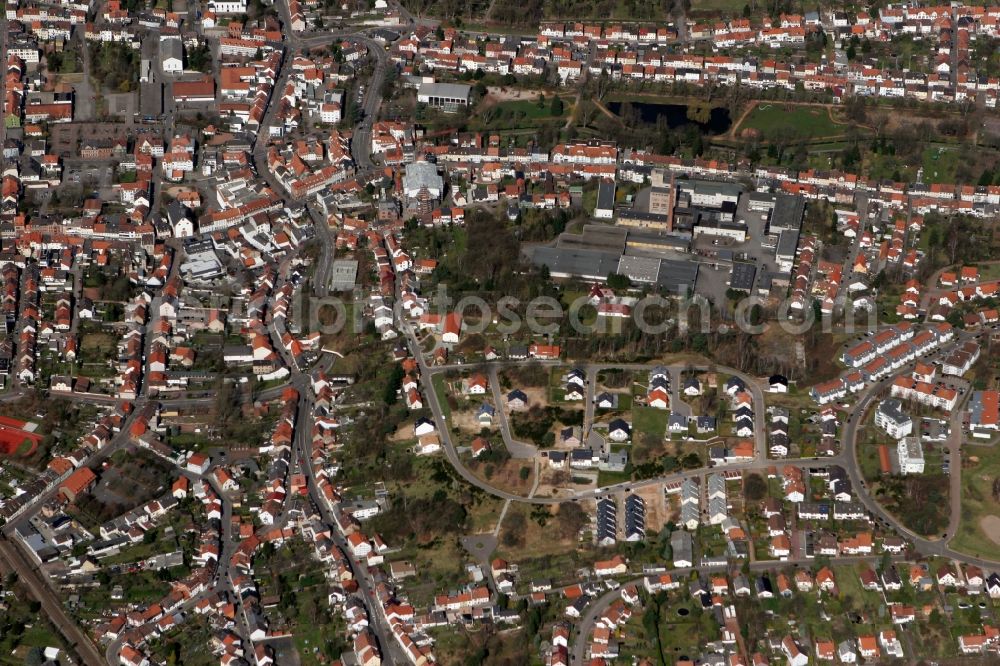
top-left (617, 255), bottom-right (661, 283)
top-left (775, 229), bottom-right (801, 270)
top-left (529, 223), bottom-right (697, 287)
top-left (417, 82), bottom-right (471, 111)
top-left (620, 256), bottom-right (699, 292)
top-left (728, 262), bottom-right (757, 292)
top-left (624, 232), bottom-right (690, 257)
top-left (529, 247), bottom-right (621, 281)
top-left (160, 38), bottom-right (184, 74)
top-left (554, 224), bottom-right (628, 254)
top-left (677, 179), bottom-right (742, 208)
top-left (595, 179), bottom-right (616, 219)
top-left (172, 75), bottom-right (215, 103)
top-left (529, 248), bottom-right (697, 291)
top-left (329, 259), bottom-right (359, 291)
top-left (528, 222), bottom-right (698, 290)
top-left (617, 209), bottom-right (671, 232)
top-left (556, 224), bottom-right (691, 256)
top-left (768, 193), bottom-right (806, 233)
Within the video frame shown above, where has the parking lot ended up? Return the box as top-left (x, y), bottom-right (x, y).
top-left (63, 163), bottom-right (115, 189)
top-left (107, 92), bottom-right (138, 119)
top-left (63, 162), bottom-right (114, 199)
top-left (50, 123), bottom-right (127, 158)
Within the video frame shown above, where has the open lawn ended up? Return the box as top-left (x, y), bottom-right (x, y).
top-left (147, 619), bottom-right (216, 666)
top-left (398, 538), bottom-right (469, 607)
top-left (620, 592), bottom-right (721, 663)
top-left (632, 406), bottom-right (669, 439)
top-left (76, 569), bottom-right (171, 616)
top-left (865, 151), bottom-right (914, 183)
top-left (494, 503), bottom-right (596, 584)
top-left (466, 457), bottom-right (536, 501)
top-left (428, 625), bottom-right (530, 666)
top-left (432, 374), bottom-right (452, 420)
top-left (965, 261), bottom-right (1000, 282)
top-left (922, 145), bottom-right (961, 185)
top-left (0, 615), bottom-right (64, 666)
top-left (737, 104), bottom-right (846, 141)
top-left (485, 99), bottom-right (557, 119)
top-left (473, 95), bottom-right (572, 129)
top-left (80, 331), bottom-right (116, 361)
top-left (598, 468), bottom-right (632, 486)
top-left (689, 0), bottom-right (747, 12)
top-left (951, 444), bottom-right (1000, 558)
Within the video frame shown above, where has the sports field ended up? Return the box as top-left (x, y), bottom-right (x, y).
top-left (0, 415), bottom-right (42, 456)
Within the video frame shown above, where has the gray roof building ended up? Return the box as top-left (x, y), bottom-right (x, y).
top-left (670, 529), bottom-right (693, 565)
top-left (728, 262), bottom-right (757, 292)
top-left (769, 193), bottom-right (806, 233)
top-left (624, 494), bottom-right (645, 541)
top-left (596, 497), bottom-right (617, 545)
top-left (402, 161), bottom-right (444, 199)
top-left (417, 82), bottom-right (472, 110)
top-left (159, 37), bottom-right (183, 70)
top-left (776, 228), bottom-right (801, 263)
top-left (329, 259), bottom-right (359, 292)
top-left (876, 398), bottom-right (910, 428)
top-left (529, 247), bottom-right (622, 281)
top-left (595, 179), bottom-right (616, 217)
top-left (617, 255), bottom-right (661, 283)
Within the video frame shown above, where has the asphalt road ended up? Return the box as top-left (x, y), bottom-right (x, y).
top-left (297, 32), bottom-right (388, 171)
top-left (402, 327), bottom-right (987, 575)
top-left (293, 383), bottom-right (408, 664)
top-left (486, 364), bottom-right (539, 458)
top-left (838, 331), bottom-right (992, 565)
top-left (406, 346), bottom-right (770, 505)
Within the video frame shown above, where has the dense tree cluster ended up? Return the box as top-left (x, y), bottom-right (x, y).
top-left (876, 474), bottom-right (950, 536)
top-left (370, 493), bottom-right (469, 544)
top-left (89, 43), bottom-right (140, 93)
top-left (511, 404), bottom-right (584, 444)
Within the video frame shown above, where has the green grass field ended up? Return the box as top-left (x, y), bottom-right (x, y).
top-left (80, 331), bottom-right (116, 360)
top-left (922, 145), bottom-right (961, 184)
top-left (432, 374), bottom-right (452, 420)
top-left (473, 99), bottom-right (567, 131)
top-left (688, 0), bottom-right (748, 12)
top-left (950, 444), bottom-right (1000, 558)
top-left (971, 262), bottom-right (1000, 282)
top-left (632, 406), bottom-right (669, 439)
top-left (738, 104), bottom-right (844, 140)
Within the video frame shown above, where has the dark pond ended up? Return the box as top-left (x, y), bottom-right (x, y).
top-left (607, 101), bottom-right (732, 134)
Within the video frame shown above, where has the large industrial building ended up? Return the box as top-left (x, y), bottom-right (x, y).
top-left (528, 224), bottom-right (698, 292)
top-left (416, 82), bottom-right (472, 112)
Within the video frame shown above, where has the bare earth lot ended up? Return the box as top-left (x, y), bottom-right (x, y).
top-left (980, 515), bottom-right (1000, 546)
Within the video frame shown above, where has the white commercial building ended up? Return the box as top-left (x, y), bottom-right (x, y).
top-left (208, 0), bottom-right (247, 13)
top-left (401, 161), bottom-right (444, 200)
top-left (417, 81), bottom-right (471, 112)
top-left (160, 38), bottom-right (183, 74)
top-left (897, 437), bottom-right (925, 475)
top-left (874, 398), bottom-right (912, 439)
top-left (594, 179), bottom-right (615, 219)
